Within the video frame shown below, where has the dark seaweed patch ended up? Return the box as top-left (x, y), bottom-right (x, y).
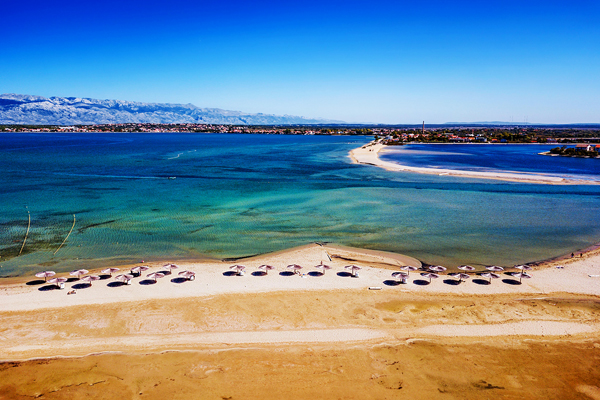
top-left (77, 219), bottom-right (119, 233)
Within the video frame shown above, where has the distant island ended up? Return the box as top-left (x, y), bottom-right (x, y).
top-left (545, 144), bottom-right (600, 158)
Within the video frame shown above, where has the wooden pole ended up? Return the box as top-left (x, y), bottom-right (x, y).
top-left (54, 214), bottom-right (76, 255)
top-left (18, 208), bottom-right (31, 256)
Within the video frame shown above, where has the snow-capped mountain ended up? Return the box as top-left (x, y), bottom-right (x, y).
top-left (0, 94), bottom-right (343, 125)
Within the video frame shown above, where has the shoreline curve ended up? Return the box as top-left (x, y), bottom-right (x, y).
top-left (349, 141), bottom-right (600, 185)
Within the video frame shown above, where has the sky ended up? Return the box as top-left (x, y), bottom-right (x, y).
top-left (2, 0), bottom-right (599, 124)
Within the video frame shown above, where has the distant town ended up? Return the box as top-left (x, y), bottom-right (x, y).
top-left (1, 123), bottom-right (599, 146)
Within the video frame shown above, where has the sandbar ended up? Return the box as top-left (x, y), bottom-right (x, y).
top-left (349, 141), bottom-right (600, 185)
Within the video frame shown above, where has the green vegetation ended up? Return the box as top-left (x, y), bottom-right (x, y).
top-left (550, 146), bottom-right (599, 157)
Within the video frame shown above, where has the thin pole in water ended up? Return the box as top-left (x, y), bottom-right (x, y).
top-left (54, 214), bottom-right (76, 255)
top-left (18, 207), bottom-right (31, 256)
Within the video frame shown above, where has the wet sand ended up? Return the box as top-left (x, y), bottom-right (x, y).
top-left (1, 244), bottom-right (600, 399)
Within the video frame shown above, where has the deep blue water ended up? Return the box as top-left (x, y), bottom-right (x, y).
top-left (2, 133), bottom-right (600, 277)
top-left (380, 144), bottom-right (600, 182)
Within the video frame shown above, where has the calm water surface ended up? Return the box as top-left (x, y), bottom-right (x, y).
top-left (2, 133), bottom-right (600, 276)
top-left (380, 143), bottom-right (600, 182)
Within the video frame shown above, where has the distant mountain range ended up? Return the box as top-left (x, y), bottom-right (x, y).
top-left (0, 94), bottom-right (343, 125)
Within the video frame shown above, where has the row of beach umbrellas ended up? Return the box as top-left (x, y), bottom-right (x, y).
top-left (35, 262), bottom-right (533, 289)
top-left (228, 263), bottom-right (361, 276)
top-left (35, 264), bottom-right (196, 289)
top-left (390, 264), bottom-right (533, 284)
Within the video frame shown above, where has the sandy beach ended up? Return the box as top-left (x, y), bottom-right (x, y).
top-left (349, 141), bottom-right (600, 185)
top-left (1, 243), bottom-right (600, 399)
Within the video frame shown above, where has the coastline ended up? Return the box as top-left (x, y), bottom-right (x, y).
top-left (1, 243), bottom-right (600, 398)
top-left (349, 141), bottom-right (600, 185)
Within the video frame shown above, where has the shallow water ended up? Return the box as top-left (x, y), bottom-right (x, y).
top-left (1, 133), bottom-right (600, 276)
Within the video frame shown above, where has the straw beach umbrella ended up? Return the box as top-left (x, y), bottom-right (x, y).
top-left (481, 272), bottom-right (501, 284)
top-left (258, 265), bottom-right (274, 275)
top-left (315, 264), bottom-right (331, 275)
top-left (82, 275), bottom-right (100, 286)
top-left (345, 265), bottom-right (361, 277)
top-left (230, 265), bottom-right (246, 276)
top-left (131, 265), bottom-right (149, 277)
top-left (391, 271), bottom-right (408, 283)
top-left (486, 266), bottom-right (504, 273)
top-left (115, 274), bottom-right (134, 285)
top-left (515, 265), bottom-right (532, 273)
top-left (35, 271), bottom-right (56, 282)
top-left (513, 272), bottom-right (532, 283)
top-left (101, 267), bottom-right (120, 277)
top-left (287, 264), bottom-right (303, 275)
top-left (164, 264), bottom-right (179, 274)
top-left (147, 272), bottom-right (165, 282)
top-left (178, 270), bottom-right (196, 281)
top-left (69, 269), bottom-right (88, 280)
top-left (429, 265), bottom-right (447, 273)
top-left (48, 277), bottom-right (67, 289)
top-left (400, 265), bottom-right (419, 276)
top-left (421, 272), bottom-right (439, 283)
top-left (449, 272), bottom-right (470, 283)
top-left (458, 265), bottom-right (476, 272)
top-left (514, 265), bottom-right (532, 283)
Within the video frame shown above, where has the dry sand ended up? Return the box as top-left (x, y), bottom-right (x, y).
top-left (349, 141), bottom-right (600, 185)
top-left (1, 243), bottom-right (600, 399)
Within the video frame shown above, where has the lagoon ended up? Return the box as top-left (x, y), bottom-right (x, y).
top-left (1, 133), bottom-right (600, 276)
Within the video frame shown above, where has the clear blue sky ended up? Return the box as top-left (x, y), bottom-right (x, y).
top-left (2, 0), bottom-right (599, 123)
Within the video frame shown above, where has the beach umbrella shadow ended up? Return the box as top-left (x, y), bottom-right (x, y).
top-left (279, 271), bottom-right (295, 276)
top-left (223, 271), bottom-right (237, 276)
top-left (66, 277), bottom-right (80, 283)
top-left (308, 271), bottom-right (324, 277)
top-left (472, 278), bottom-right (491, 285)
top-left (38, 284), bottom-right (58, 291)
top-left (502, 278), bottom-right (522, 285)
top-left (383, 279), bottom-right (402, 286)
top-left (26, 279), bottom-right (46, 286)
top-left (139, 279), bottom-right (157, 285)
top-left (72, 283), bottom-right (91, 289)
top-left (252, 271), bottom-right (267, 277)
top-left (337, 271), bottom-right (352, 277)
top-left (443, 279), bottom-right (461, 286)
top-left (98, 274), bottom-right (112, 280)
top-left (170, 277), bottom-right (188, 284)
top-left (107, 281), bottom-right (127, 288)
top-left (412, 279), bottom-right (430, 286)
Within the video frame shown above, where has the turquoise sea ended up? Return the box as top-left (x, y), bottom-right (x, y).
top-left (2, 133), bottom-right (600, 277)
